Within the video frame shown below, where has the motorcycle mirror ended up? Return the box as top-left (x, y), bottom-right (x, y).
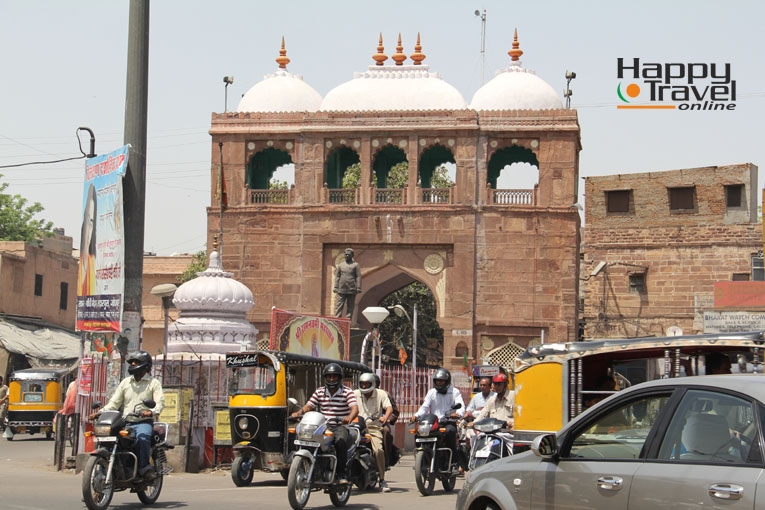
top-left (452, 403), bottom-right (462, 410)
top-left (91, 401), bottom-right (102, 410)
top-left (143, 399), bottom-right (156, 409)
top-left (287, 397), bottom-right (300, 412)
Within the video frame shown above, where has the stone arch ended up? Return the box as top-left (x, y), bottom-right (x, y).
top-left (325, 146), bottom-right (360, 189)
top-left (455, 340), bottom-right (469, 358)
top-left (246, 147), bottom-right (293, 190)
top-left (487, 145), bottom-right (539, 189)
top-left (418, 144), bottom-right (455, 188)
top-left (372, 144), bottom-right (407, 188)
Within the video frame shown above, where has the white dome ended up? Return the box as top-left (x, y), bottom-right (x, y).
top-left (320, 65), bottom-right (468, 112)
top-left (237, 69), bottom-right (322, 113)
top-left (470, 61), bottom-right (563, 111)
top-left (172, 251), bottom-right (255, 316)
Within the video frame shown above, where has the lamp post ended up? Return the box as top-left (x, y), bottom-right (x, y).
top-left (361, 306), bottom-right (390, 373)
top-left (223, 76), bottom-right (234, 112)
top-left (389, 303), bottom-right (418, 404)
top-left (151, 283), bottom-right (177, 383)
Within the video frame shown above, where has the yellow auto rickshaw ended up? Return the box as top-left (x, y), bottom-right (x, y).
top-left (511, 330), bottom-right (765, 451)
top-left (4, 367), bottom-right (75, 440)
top-left (226, 350), bottom-right (372, 486)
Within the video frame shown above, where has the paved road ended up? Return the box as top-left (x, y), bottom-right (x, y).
top-left (0, 434), bottom-right (465, 509)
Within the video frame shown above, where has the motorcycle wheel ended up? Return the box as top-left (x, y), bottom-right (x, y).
top-left (329, 482), bottom-right (352, 507)
top-left (82, 456), bottom-right (114, 510)
top-left (442, 474), bottom-right (457, 492)
top-left (231, 456), bottom-right (254, 487)
top-left (414, 449), bottom-right (436, 496)
top-left (287, 456), bottom-right (311, 510)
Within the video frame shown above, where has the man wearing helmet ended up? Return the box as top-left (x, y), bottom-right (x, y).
top-left (353, 373), bottom-right (393, 492)
top-left (410, 368), bottom-right (465, 470)
top-left (99, 351), bottom-right (165, 478)
top-left (476, 372), bottom-right (514, 429)
top-left (291, 363), bottom-right (358, 484)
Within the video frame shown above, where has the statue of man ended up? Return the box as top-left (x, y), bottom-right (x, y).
top-left (334, 248), bottom-right (362, 318)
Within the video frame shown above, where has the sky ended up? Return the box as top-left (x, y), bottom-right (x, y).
top-left (1, 1), bottom-right (763, 256)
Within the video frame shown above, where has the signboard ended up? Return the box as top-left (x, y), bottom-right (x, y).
top-left (213, 406), bottom-right (231, 444)
top-left (76, 145), bottom-right (128, 332)
top-left (714, 282), bottom-right (765, 309)
top-left (269, 308), bottom-right (350, 360)
top-left (703, 311), bottom-right (765, 334)
top-left (159, 390), bottom-right (180, 424)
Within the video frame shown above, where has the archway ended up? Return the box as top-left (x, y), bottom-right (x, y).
top-left (419, 144), bottom-right (455, 188)
top-left (487, 145), bottom-right (539, 189)
top-left (246, 147), bottom-right (292, 189)
top-left (372, 145), bottom-right (407, 188)
top-left (325, 146), bottom-right (360, 189)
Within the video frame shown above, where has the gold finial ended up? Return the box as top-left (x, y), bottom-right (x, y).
top-left (373, 33), bottom-right (388, 66)
top-left (392, 33), bottom-right (406, 65)
top-left (213, 235), bottom-right (219, 251)
top-left (508, 28), bottom-right (523, 62)
top-left (276, 36), bottom-right (290, 69)
top-left (410, 32), bottom-right (426, 65)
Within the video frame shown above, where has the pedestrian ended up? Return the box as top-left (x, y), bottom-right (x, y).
top-left (0, 376), bottom-right (8, 431)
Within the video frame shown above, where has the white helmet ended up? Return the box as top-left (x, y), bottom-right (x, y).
top-left (358, 373), bottom-right (376, 394)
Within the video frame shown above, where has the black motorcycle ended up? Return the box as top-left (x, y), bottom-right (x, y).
top-left (467, 416), bottom-right (513, 470)
top-left (412, 403), bottom-right (464, 496)
top-left (82, 399), bottom-right (173, 510)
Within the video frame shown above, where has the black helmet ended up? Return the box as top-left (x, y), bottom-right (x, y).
top-left (323, 363), bottom-right (343, 389)
top-left (433, 367), bottom-right (451, 394)
top-left (126, 350), bottom-right (152, 376)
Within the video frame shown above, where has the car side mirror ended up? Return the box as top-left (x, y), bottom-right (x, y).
top-left (531, 433), bottom-right (558, 458)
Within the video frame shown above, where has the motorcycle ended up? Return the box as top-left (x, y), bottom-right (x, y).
top-left (286, 411), bottom-right (377, 509)
top-left (82, 399), bottom-right (174, 510)
top-left (467, 416), bottom-right (513, 470)
top-left (412, 403), bottom-right (464, 496)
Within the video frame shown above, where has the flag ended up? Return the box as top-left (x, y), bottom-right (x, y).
top-left (462, 351), bottom-right (469, 373)
top-left (399, 347), bottom-right (408, 365)
top-left (217, 163), bottom-right (228, 211)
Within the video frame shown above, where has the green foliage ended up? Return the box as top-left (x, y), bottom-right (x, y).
top-left (177, 249), bottom-right (207, 283)
top-left (341, 163), bottom-right (454, 189)
top-left (269, 178), bottom-right (289, 190)
top-left (378, 282), bottom-right (443, 367)
top-left (0, 174), bottom-right (54, 242)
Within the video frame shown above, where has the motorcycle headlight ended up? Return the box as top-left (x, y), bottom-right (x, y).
top-left (297, 423), bottom-right (320, 441)
top-left (417, 422), bottom-right (432, 436)
top-left (94, 424), bottom-right (112, 436)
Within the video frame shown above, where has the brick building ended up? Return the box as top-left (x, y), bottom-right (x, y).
top-left (206, 34), bottom-right (581, 371)
top-left (582, 163), bottom-right (761, 339)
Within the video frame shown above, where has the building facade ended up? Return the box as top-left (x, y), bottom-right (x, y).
top-left (582, 163), bottom-right (761, 339)
top-left (206, 34), bottom-right (582, 370)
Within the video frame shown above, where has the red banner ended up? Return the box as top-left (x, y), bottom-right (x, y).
top-left (269, 308), bottom-right (351, 360)
top-left (714, 282), bottom-right (765, 309)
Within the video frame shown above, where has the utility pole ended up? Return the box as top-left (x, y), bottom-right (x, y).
top-left (475, 9), bottom-right (487, 85)
top-left (122, 0), bottom-right (150, 351)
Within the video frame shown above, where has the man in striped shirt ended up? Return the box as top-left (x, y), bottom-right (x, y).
top-left (291, 363), bottom-right (358, 484)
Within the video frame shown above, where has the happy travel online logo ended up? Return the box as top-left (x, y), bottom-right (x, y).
top-left (616, 58), bottom-right (736, 110)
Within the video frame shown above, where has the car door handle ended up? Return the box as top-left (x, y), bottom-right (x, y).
top-left (596, 476), bottom-right (623, 491)
top-left (708, 484), bottom-right (744, 500)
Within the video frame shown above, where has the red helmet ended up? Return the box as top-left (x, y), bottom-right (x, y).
top-left (492, 373), bottom-right (509, 384)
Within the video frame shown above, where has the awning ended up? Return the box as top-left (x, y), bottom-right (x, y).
top-left (0, 319), bottom-right (80, 369)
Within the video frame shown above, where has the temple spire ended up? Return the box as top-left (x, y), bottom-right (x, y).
top-left (372, 33), bottom-right (388, 66)
top-left (276, 36), bottom-right (291, 69)
top-left (410, 32), bottom-right (426, 65)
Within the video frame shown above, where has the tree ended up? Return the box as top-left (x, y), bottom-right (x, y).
top-left (269, 178), bottom-right (289, 190)
top-left (177, 249), bottom-right (207, 283)
top-left (0, 174), bottom-right (54, 242)
top-left (341, 162), bottom-right (454, 189)
top-left (378, 282), bottom-right (444, 368)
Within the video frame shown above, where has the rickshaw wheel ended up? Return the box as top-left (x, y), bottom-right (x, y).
top-left (231, 456), bottom-right (254, 487)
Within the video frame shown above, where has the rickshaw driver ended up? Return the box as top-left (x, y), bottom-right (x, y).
top-left (476, 373), bottom-right (514, 429)
top-left (291, 363), bottom-right (358, 484)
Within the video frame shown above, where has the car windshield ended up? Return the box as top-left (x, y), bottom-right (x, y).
top-left (229, 365), bottom-right (276, 396)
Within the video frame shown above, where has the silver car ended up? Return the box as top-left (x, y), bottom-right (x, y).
top-left (456, 375), bottom-right (765, 510)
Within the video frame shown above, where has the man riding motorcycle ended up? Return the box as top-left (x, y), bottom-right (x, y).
top-left (353, 373), bottom-right (393, 492)
top-left (290, 363), bottom-right (358, 484)
top-left (476, 373), bottom-right (514, 428)
top-left (93, 351), bottom-right (165, 479)
top-left (410, 368), bottom-right (465, 470)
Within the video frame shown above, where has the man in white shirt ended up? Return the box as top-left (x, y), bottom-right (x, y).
top-left (353, 373), bottom-right (393, 492)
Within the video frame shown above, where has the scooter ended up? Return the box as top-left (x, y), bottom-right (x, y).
top-left (411, 403), bottom-right (463, 496)
top-left (467, 416), bottom-right (513, 470)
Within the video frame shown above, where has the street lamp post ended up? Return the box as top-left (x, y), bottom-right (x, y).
top-left (361, 306), bottom-right (390, 373)
top-left (390, 304), bottom-right (418, 404)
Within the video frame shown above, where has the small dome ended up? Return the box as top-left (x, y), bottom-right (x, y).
top-left (237, 38), bottom-right (322, 113)
top-left (470, 30), bottom-right (562, 111)
top-left (172, 251), bottom-right (255, 316)
top-left (320, 33), bottom-right (467, 112)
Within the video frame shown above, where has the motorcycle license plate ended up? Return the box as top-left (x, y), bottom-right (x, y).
top-left (97, 436), bottom-right (117, 442)
top-left (417, 438), bottom-right (437, 443)
top-left (294, 440), bottom-right (320, 447)
top-left (475, 447), bottom-right (491, 458)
